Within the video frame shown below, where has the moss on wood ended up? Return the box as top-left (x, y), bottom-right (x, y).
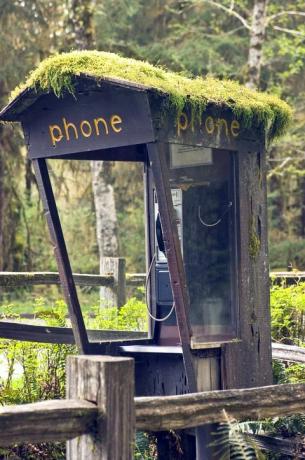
top-left (10, 50), bottom-right (292, 141)
top-left (249, 218), bottom-right (261, 259)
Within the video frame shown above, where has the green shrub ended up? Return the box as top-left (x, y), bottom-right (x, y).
top-left (0, 296), bottom-right (148, 459)
top-left (270, 280), bottom-right (305, 344)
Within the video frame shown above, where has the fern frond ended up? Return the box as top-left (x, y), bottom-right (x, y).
top-left (210, 410), bottom-right (266, 460)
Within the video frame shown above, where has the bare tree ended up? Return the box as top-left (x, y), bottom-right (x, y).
top-left (247, 0), bottom-right (268, 89)
top-left (65, 0), bottom-right (119, 278)
top-left (203, 0), bottom-right (305, 88)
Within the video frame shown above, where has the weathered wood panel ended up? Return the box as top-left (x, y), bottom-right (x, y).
top-left (22, 86), bottom-right (154, 159)
top-left (0, 399), bottom-right (97, 446)
top-left (0, 271), bottom-right (113, 287)
top-left (150, 100), bottom-right (262, 153)
top-left (270, 271), bottom-right (305, 285)
top-left (100, 257), bottom-right (126, 307)
top-left (222, 148), bottom-right (272, 389)
top-left (272, 342), bottom-right (305, 363)
top-left (67, 355), bottom-right (135, 460)
top-left (135, 383), bottom-right (305, 431)
top-left (0, 271), bottom-right (145, 287)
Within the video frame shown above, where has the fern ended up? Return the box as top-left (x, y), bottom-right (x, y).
top-left (211, 410), bottom-right (266, 460)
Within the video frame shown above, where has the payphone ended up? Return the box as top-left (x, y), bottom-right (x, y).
top-left (0, 50), bottom-right (290, 459)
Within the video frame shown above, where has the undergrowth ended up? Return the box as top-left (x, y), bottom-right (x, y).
top-left (0, 280), bottom-right (305, 458)
top-left (0, 296), bottom-right (147, 459)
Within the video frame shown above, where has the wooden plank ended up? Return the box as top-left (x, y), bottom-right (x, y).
top-left (0, 399), bottom-right (97, 446)
top-left (135, 383), bottom-right (305, 431)
top-left (67, 355), bottom-right (135, 460)
top-left (22, 87), bottom-right (155, 159)
top-left (152, 104), bottom-right (262, 152)
top-left (1, 270), bottom-right (304, 289)
top-left (0, 271), bottom-right (145, 287)
top-left (100, 257), bottom-right (126, 307)
top-left (0, 271), bottom-right (113, 287)
top-left (0, 321), bottom-right (146, 344)
top-left (223, 147), bottom-right (272, 389)
top-left (33, 159), bottom-right (89, 354)
top-left (272, 342), bottom-right (305, 363)
top-left (270, 271), bottom-right (305, 285)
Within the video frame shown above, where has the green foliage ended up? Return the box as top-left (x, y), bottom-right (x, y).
top-left (8, 50), bottom-right (292, 142)
top-left (0, 296), bottom-right (148, 458)
top-left (135, 432), bottom-right (156, 460)
top-left (212, 411), bottom-right (265, 460)
top-left (269, 239), bottom-right (305, 271)
top-left (270, 281), bottom-right (305, 343)
top-left (0, 300), bottom-right (76, 405)
top-left (84, 296), bottom-right (148, 331)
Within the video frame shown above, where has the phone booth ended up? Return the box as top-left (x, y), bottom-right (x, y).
top-left (0, 52), bottom-right (290, 458)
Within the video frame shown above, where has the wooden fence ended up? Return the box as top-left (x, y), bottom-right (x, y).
top-left (0, 267), bottom-right (304, 356)
top-left (0, 355), bottom-right (305, 459)
top-left (0, 267), bottom-right (305, 458)
top-left (0, 266), bottom-right (303, 308)
top-left (0, 260), bottom-right (145, 309)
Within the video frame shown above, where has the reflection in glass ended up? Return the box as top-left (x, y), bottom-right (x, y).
top-left (169, 148), bottom-right (237, 340)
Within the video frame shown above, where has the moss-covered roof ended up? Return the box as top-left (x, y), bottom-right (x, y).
top-left (9, 50), bottom-right (292, 141)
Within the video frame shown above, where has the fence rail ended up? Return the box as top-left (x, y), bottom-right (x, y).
top-left (1, 269), bottom-right (305, 357)
top-left (1, 270), bottom-right (302, 288)
top-left (0, 356), bottom-right (305, 459)
top-left (135, 383), bottom-right (305, 431)
top-left (272, 342), bottom-right (305, 363)
top-left (0, 399), bottom-right (97, 446)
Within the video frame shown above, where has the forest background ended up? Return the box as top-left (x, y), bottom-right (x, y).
top-left (1, 0), bottom-right (305, 290)
top-left (0, 2), bottom-right (305, 457)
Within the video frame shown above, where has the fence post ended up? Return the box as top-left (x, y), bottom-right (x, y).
top-left (100, 257), bottom-right (126, 307)
top-left (66, 355), bottom-right (135, 460)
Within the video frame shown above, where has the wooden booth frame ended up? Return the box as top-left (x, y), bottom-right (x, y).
top-left (0, 76), bottom-right (272, 393)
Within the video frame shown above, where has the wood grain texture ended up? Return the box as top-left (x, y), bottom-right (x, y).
top-left (100, 257), bottom-right (126, 307)
top-left (67, 355), bottom-right (135, 460)
top-left (126, 273), bottom-right (146, 286)
top-left (222, 148), bottom-right (272, 389)
top-left (0, 399), bottom-right (97, 446)
top-left (135, 383), bottom-right (305, 431)
top-left (0, 271), bottom-right (114, 287)
top-left (272, 342), bottom-right (305, 363)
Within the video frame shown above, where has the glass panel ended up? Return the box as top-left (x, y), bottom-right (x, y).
top-left (47, 159), bottom-right (148, 340)
top-left (168, 146), bottom-right (238, 341)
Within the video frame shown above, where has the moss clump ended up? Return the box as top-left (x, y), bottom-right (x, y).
top-left (249, 217), bottom-right (261, 259)
top-left (10, 50), bottom-right (292, 141)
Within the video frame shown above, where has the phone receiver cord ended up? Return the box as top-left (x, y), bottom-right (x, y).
top-left (198, 201), bottom-right (232, 227)
top-left (145, 253), bottom-right (175, 322)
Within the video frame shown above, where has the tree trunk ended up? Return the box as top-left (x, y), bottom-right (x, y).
top-left (65, 0), bottom-right (96, 50)
top-left (246, 0), bottom-right (269, 89)
top-left (91, 161), bottom-right (118, 260)
top-left (64, 0), bottom-right (119, 289)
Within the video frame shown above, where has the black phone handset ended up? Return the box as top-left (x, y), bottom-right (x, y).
top-left (144, 213), bottom-right (175, 322)
top-left (156, 212), bottom-right (165, 254)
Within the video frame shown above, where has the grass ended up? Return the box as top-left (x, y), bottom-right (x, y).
top-left (9, 50), bottom-right (292, 142)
